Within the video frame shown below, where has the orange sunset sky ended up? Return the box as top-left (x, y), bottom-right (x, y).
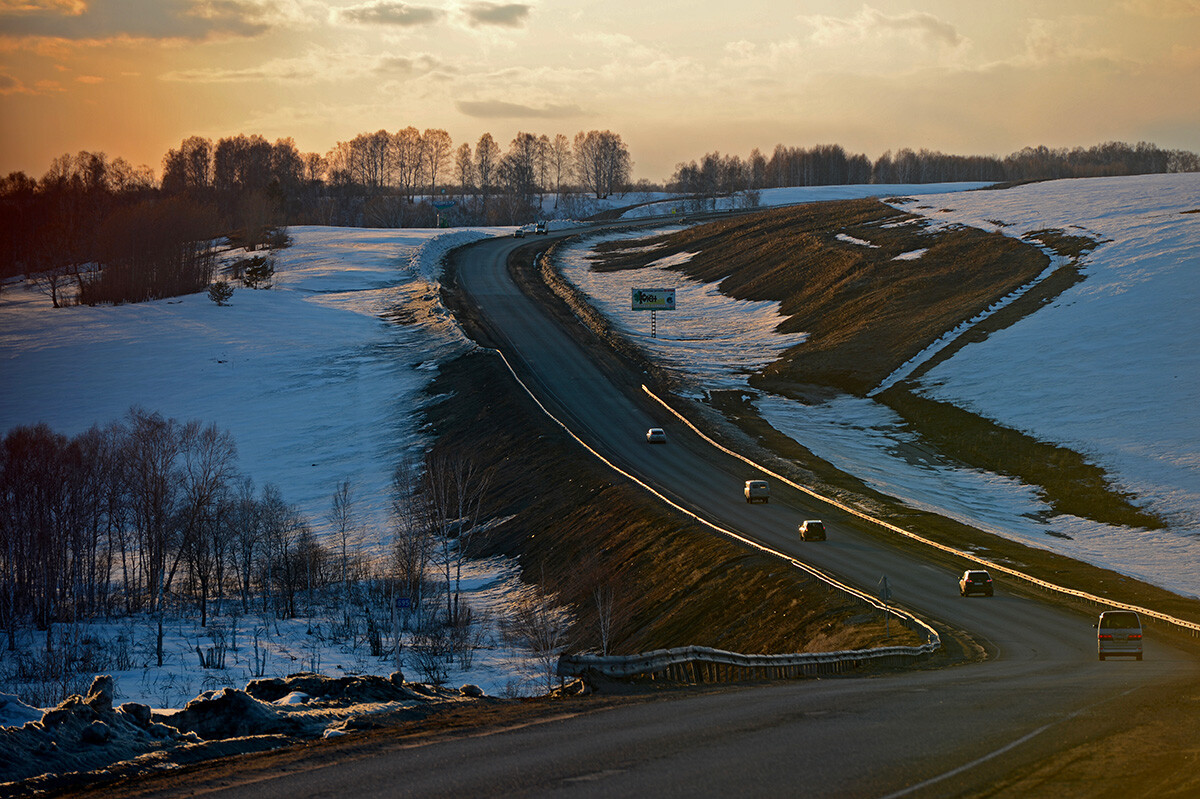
top-left (2, 0), bottom-right (1199, 182)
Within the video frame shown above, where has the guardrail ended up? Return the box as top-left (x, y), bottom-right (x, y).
top-left (558, 639), bottom-right (939, 684)
top-left (643, 386), bottom-right (1200, 637)
top-left (483, 346), bottom-right (946, 683)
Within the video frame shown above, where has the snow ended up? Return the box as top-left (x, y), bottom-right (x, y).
top-left (0, 226), bottom-right (565, 710)
top-left (1, 227), bottom-right (490, 552)
top-left (617, 182), bottom-right (994, 218)
top-left (557, 230), bottom-right (807, 393)
top-left (556, 176), bottom-right (1200, 599)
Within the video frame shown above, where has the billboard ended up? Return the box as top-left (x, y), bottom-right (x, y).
top-left (631, 288), bottom-right (676, 311)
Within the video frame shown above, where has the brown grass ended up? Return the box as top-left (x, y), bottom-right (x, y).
top-left (422, 350), bottom-right (923, 657)
top-left (589, 198), bottom-right (1050, 395)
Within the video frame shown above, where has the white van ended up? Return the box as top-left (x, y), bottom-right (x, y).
top-left (1096, 610), bottom-right (1143, 661)
top-left (744, 480), bottom-right (769, 504)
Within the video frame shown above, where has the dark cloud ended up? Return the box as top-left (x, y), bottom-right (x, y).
top-left (339, 1), bottom-right (443, 27)
top-left (374, 53), bottom-right (452, 76)
top-left (457, 99), bottom-right (581, 119)
top-left (462, 2), bottom-right (531, 29)
top-left (0, 72), bottom-right (24, 94)
top-left (0, 0), bottom-right (284, 41)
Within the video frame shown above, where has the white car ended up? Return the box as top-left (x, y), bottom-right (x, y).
top-left (646, 428), bottom-right (666, 443)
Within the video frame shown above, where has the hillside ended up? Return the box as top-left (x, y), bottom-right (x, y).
top-left (554, 173), bottom-right (1200, 601)
top-left (589, 197), bottom-right (1050, 396)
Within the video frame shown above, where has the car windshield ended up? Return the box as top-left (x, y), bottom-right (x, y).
top-left (1101, 612), bottom-right (1140, 629)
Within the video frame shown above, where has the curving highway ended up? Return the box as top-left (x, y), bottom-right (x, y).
top-left (209, 230), bottom-right (1197, 797)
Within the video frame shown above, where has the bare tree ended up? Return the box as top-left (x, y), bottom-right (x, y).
top-left (326, 480), bottom-right (359, 600)
top-left (168, 421), bottom-right (237, 627)
top-left (390, 457), bottom-right (435, 616)
top-left (573, 130), bottom-right (631, 199)
top-left (454, 142), bottom-right (474, 202)
top-left (422, 129), bottom-right (453, 198)
top-left (501, 582), bottom-right (572, 694)
top-left (422, 450), bottom-right (491, 626)
top-left (549, 133), bottom-right (571, 209)
top-left (394, 126), bottom-right (425, 202)
top-left (475, 133), bottom-right (500, 216)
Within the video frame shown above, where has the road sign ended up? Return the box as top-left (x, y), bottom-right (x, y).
top-left (396, 596), bottom-right (411, 610)
top-left (632, 288), bottom-right (676, 311)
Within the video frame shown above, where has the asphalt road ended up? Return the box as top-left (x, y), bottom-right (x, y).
top-left (211, 230), bottom-right (1196, 797)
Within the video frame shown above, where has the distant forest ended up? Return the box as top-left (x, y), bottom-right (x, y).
top-left (1, 129), bottom-right (1196, 306)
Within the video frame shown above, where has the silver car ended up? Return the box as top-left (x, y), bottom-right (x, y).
top-left (1096, 610), bottom-right (1143, 661)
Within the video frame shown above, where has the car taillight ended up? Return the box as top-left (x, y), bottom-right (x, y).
top-left (1098, 634), bottom-right (1113, 640)
top-left (1129, 634), bottom-right (1142, 640)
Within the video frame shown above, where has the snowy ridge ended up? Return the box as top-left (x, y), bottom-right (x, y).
top-left (868, 254), bottom-right (1067, 396)
top-left (553, 176), bottom-right (1200, 598)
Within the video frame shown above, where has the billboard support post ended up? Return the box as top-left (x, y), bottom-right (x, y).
top-left (632, 288), bottom-right (675, 340)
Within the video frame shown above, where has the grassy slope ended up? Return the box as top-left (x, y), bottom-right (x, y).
top-left (420, 350), bottom-right (924, 657)
top-left (591, 197), bottom-right (1161, 530)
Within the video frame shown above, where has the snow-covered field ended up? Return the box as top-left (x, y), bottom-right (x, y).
top-left (560, 174), bottom-right (1200, 599)
top-left (617, 182), bottom-right (994, 218)
top-left (2, 175), bottom-right (1197, 716)
top-left (0, 225), bottom-right (566, 706)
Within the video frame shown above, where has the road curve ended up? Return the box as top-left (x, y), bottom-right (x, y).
top-left (222, 230), bottom-right (1197, 797)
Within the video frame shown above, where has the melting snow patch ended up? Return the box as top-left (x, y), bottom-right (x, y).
top-left (836, 233), bottom-right (879, 248)
top-left (893, 248), bottom-right (927, 261)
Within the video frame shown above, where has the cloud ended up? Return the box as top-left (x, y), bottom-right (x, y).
top-left (1122, 0), bottom-right (1200, 18)
top-left (0, 70), bottom-right (26, 92)
top-left (337, 1), bottom-right (443, 27)
top-left (160, 49), bottom-right (452, 83)
top-left (456, 99), bottom-right (581, 118)
top-left (0, 1), bottom-right (86, 13)
top-left (805, 5), bottom-right (964, 50)
top-left (461, 2), bottom-right (530, 29)
top-left (374, 53), bottom-right (452, 76)
top-left (162, 50), bottom-right (333, 83)
top-left (0, 0), bottom-right (299, 42)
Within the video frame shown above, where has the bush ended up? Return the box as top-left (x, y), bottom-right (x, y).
top-left (239, 256), bottom-right (274, 289)
top-left (208, 280), bottom-right (233, 305)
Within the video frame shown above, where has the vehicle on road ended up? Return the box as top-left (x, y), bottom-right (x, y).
top-left (799, 520), bottom-right (826, 541)
top-left (744, 480), bottom-right (769, 504)
top-left (959, 569), bottom-right (993, 597)
top-left (646, 428), bottom-right (666, 443)
top-left (514, 227), bottom-right (526, 238)
top-left (1096, 610), bottom-right (1143, 661)
top-left (535, 220), bottom-right (548, 235)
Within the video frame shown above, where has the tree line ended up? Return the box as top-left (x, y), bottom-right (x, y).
top-left (0, 410), bottom-right (492, 668)
top-left (0, 128), bottom-right (634, 303)
top-left (3, 131), bottom-right (1196, 307)
top-left (671, 140), bottom-right (1200, 196)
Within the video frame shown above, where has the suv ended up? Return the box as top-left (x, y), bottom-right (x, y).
top-left (958, 570), bottom-right (993, 597)
top-left (799, 520), bottom-right (826, 541)
top-left (535, 220), bottom-right (549, 235)
top-left (1096, 611), bottom-right (1143, 661)
top-left (744, 480), bottom-right (769, 504)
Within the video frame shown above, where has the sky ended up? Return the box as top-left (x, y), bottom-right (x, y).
top-left (1, 0), bottom-right (1199, 183)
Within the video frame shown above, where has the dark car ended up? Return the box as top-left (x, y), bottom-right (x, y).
top-left (958, 569), bottom-right (993, 597)
top-left (1096, 610), bottom-right (1143, 661)
top-left (798, 520), bottom-right (826, 541)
